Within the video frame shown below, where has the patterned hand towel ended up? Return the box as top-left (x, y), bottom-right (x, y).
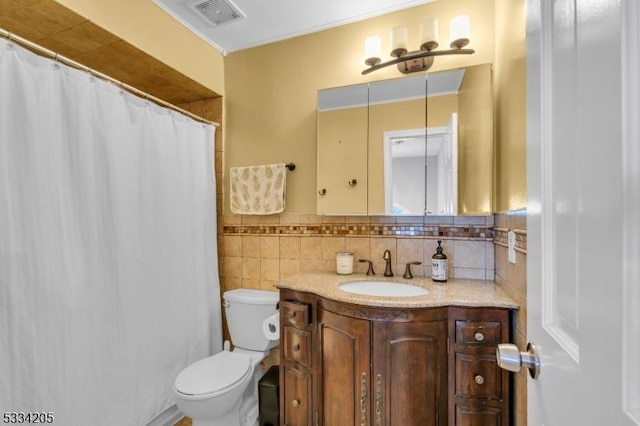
top-left (230, 163), bottom-right (286, 215)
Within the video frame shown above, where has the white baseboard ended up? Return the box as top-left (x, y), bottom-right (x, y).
top-left (146, 405), bottom-right (184, 426)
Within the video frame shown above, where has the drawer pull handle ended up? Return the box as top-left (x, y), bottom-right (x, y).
top-left (292, 343), bottom-right (300, 352)
top-left (375, 373), bottom-right (382, 425)
top-left (474, 332), bottom-right (485, 342)
top-left (288, 311), bottom-right (296, 319)
top-left (475, 375), bottom-right (485, 385)
top-left (292, 399), bottom-right (300, 408)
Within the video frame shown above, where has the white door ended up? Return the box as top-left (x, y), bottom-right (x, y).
top-left (522, 0), bottom-right (640, 425)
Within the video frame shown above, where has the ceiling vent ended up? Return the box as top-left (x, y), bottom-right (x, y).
top-left (192, 0), bottom-right (245, 26)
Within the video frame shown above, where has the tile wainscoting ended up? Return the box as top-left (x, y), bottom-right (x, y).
top-left (494, 209), bottom-right (528, 426)
top-left (220, 214), bottom-right (496, 293)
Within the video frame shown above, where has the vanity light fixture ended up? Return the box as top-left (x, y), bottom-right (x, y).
top-left (362, 15), bottom-right (474, 75)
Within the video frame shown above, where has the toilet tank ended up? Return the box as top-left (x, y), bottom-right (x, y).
top-left (223, 289), bottom-right (279, 352)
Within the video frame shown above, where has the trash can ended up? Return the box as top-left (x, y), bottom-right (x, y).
top-left (258, 365), bottom-right (279, 426)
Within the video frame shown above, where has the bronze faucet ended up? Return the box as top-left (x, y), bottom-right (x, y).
top-left (358, 259), bottom-right (375, 276)
top-left (383, 250), bottom-right (393, 277)
top-left (403, 261), bottom-right (422, 279)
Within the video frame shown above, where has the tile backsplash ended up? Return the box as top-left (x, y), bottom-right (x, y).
top-left (220, 213), bottom-right (495, 292)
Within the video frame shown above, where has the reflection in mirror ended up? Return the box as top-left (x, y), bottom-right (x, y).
top-left (368, 70), bottom-right (465, 215)
top-left (316, 64), bottom-right (493, 216)
top-left (369, 64), bottom-right (493, 216)
top-left (384, 114), bottom-right (457, 215)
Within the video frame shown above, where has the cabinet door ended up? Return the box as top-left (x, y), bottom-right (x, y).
top-left (316, 103), bottom-right (368, 215)
top-left (372, 320), bottom-right (448, 426)
top-left (282, 366), bottom-right (312, 426)
top-left (318, 307), bottom-right (371, 426)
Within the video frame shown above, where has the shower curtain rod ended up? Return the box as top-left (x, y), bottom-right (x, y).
top-left (0, 28), bottom-right (219, 127)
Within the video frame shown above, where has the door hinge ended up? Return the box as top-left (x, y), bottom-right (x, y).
top-left (315, 411), bottom-right (319, 426)
top-left (447, 336), bottom-right (450, 354)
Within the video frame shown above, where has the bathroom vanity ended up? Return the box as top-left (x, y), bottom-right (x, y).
top-left (276, 272), bottom-right (518, 426)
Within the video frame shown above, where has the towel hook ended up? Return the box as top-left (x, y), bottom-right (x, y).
top-left (285, 163), bottom-right (296, 171)
top-left (318, 188), bottom-right (327, 196)
top-left (348, 179), bottom-right (358, 187)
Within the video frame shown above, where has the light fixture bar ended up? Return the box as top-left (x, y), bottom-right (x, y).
top-left (361, 48), bottom-right (475, 75)
top-left (362, 14), bottom-right (474, 75)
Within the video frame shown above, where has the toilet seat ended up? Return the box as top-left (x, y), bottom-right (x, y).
top-left (174, 351), bottom-right (252, 399)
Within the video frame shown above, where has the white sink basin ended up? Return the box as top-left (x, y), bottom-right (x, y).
top-left (339, 280), bottom-right (428, 297)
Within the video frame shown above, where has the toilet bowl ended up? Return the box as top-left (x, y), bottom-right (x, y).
top-left (173, 289), bottom-right (279, 426)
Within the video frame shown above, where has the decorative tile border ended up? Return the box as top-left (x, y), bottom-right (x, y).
top-left (223, 223), bottom-right (494, 240)
top-left (494, 227), bottom-right (527, 253)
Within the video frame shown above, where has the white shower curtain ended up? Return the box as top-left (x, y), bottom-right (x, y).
top-left (0, 39), bottom-right (222, 425)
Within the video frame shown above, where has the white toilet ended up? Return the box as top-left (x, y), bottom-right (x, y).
top-left (173, 289), bottom-right (279, 426)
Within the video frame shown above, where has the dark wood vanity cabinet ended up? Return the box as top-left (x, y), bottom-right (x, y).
top-left (449, 307), bottom-right (511, 426)
top-left (280, 294), bottom-right (316, 426)
top-left (279, 289), bottom-right (512, 426)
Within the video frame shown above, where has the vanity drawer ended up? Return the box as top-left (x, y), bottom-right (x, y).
top-left (455, 320), bottom-right (502, 346)
top-left (282, 365), bottom-right (312, 426)
top-left (455, 352), bottom-right (502, 400)
top-left (281, 300), bottom-right (311, 328)
top-left (283, 326), bottom-right (312, 367)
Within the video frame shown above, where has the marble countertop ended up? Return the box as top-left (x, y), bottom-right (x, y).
top-left (276, 272), bottom-right (519, 309)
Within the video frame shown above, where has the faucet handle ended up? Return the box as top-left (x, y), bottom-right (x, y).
top-left (358, 259), bottom-right (375, 276)
top-left (403, 261), bottom-right (422, 279)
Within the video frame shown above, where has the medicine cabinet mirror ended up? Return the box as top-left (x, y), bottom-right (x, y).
top-left (316, 63), bottom-right (493, 216)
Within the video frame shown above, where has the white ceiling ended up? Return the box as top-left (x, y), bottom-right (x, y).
top-left (152, 0), bottom-right (434, 55)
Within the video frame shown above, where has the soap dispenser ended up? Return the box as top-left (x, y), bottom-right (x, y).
top-left (431, 240), bottom-right (448, 283)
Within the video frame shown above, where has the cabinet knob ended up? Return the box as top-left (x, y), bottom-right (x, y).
top-left (474, 332), bottom-right (485, 342)
top-left (474, 375), bottom-right (485, 385)
top-left (292, 343), bottom-right (300, 352)
top-left (288, 311), bottom-right (295, 319)
top-left (292, 399), bottom-right (300, 408)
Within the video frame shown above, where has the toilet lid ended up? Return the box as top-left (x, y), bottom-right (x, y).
top-left (175, 351), bottom-right (252, 397)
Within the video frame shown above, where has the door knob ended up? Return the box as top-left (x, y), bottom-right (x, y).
top-left (496, 342), bottom-right (541, 379)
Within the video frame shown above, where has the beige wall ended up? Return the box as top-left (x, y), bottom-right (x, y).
top-left (494, 0), bottom-right (527, 211)
top-left (54, 0), bottom-right (225, 95)
top-left (224, 0), bottom-right (496, 213)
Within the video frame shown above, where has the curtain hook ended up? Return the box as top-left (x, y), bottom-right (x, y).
top-left (5, 31), bottom-right (14, 49)
top-left (51, 53), bottom-right (60, 70)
